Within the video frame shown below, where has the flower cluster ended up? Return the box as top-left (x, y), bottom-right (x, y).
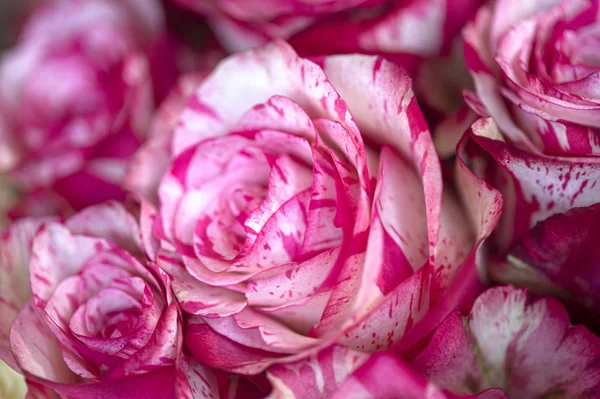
top-left (0, 0), bottom-right (599, 398)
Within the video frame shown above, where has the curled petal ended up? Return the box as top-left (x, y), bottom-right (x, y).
top-left (173, 40), bottom-right (366, 180)
top-left (65, 201), bottom-right (142, 257)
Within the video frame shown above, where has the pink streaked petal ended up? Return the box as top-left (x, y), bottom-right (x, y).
top-left (313, 250), bottom-right (368, 338)
top-left (44, 275), bottom-right (92, 333)
top-left (261, 291), bottom-right (331, 336)
top-left (29, 223), bottom-right (114, 306)
top-left (287, 0), bottom-right (480, 59)
top-left (164, 259), bottom-right (247, 318)
top-left (205, 308), bottom-right (319, 354)
top-left (181, 255), bottom-right (252, 287)
top-left (488, 0), bottom-right (561, 50)
top-left (70, 289), bottom-right (142, 354)
top-left (267, 344), bottom-right (368, 399)
top-left (10, 300), bottom-right (76, 383)
top-left (81, 248), bottom-right (162, 294)
top-left (392, 129), bottom-right (504, 355)
top-left (308, 149), bottom-right (371, 336)
top-left (306, 120), bottom-right (361, 253)
top-left (471, 117), bottom-right (600, 243)
top-left (337, 269), bottom-right (429, 353)
top-left (474, 286), bottom-right (600, 397)
top-left (356, 0), bottom-right (445, 54)
top-left (337, 148), bottom-right (425, 331)
top-left (510, 105), bottom-right (600, 156)
top-left (247, 247), bottom-right (339, 308)
top-left (0, 218), bottom-right (50, 367)
top-left (496, 24), bottom-right (600, 128)
top-left (244, 148), bottom-right (314, 245)
top-left (432, 189), bottom-right (475, 288)
top-left (113, 286), bottom-right (163, 359)
top-left (106, 302), bottom-right (179, 378)
top-left (235, 96), bottom-right (318, 143)
top-left (182, 135), bottom-right (258, 190)
top-left (184, 315), bottom-right (283, 374)
top-left (227, 189), bottom-right (311, 272)
top-left (176, 353), bottom-right (221, 399)
top-left (175, 149), bottom-right (271, 258)
top-left (322, 54), bottom-right (441, 260)
top-left (173, 41), bottom-right (365, 173)
top-left (65, 201), bottom-right (142, 257)
top-left (463, 6), bottom-right (539, 153)
top-left (376, 146), bottom-right (428, 270)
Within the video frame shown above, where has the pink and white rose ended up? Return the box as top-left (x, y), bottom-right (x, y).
top-left (128, 41), bottom-right (503, 374)
top-left (0, 0), bottom-right (174, 216)
top-left (0, 202), bottom-right (262, 398)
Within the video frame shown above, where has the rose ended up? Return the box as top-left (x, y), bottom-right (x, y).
top-left (128, 41), bottom-right (503, 374)
top-left (460, 0), bottom-right (600, 327)
top-left (172, 0), bottom-right (484, 115)
top-left (0, 0), bottom-right (171, 217)
top-left (0, 202), bottom-right (263, 398)
top-left (0, 203), bottom-right (180, 397)
top-left (464, 0), bottom-right (600, 156)
top-left (411, 285), bottom-right (600, 398)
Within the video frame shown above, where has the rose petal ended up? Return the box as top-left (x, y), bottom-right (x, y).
top-left (0, 218), bottom-right (49, 367)
top-left (266, 344), bottom-right (368, 399)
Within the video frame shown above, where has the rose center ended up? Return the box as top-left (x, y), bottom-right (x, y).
top-left (100, 307), bottom-right (141, 338)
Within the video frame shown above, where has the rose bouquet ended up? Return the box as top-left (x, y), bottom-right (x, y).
top-left (0, 0), bottom-right (599, 398)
